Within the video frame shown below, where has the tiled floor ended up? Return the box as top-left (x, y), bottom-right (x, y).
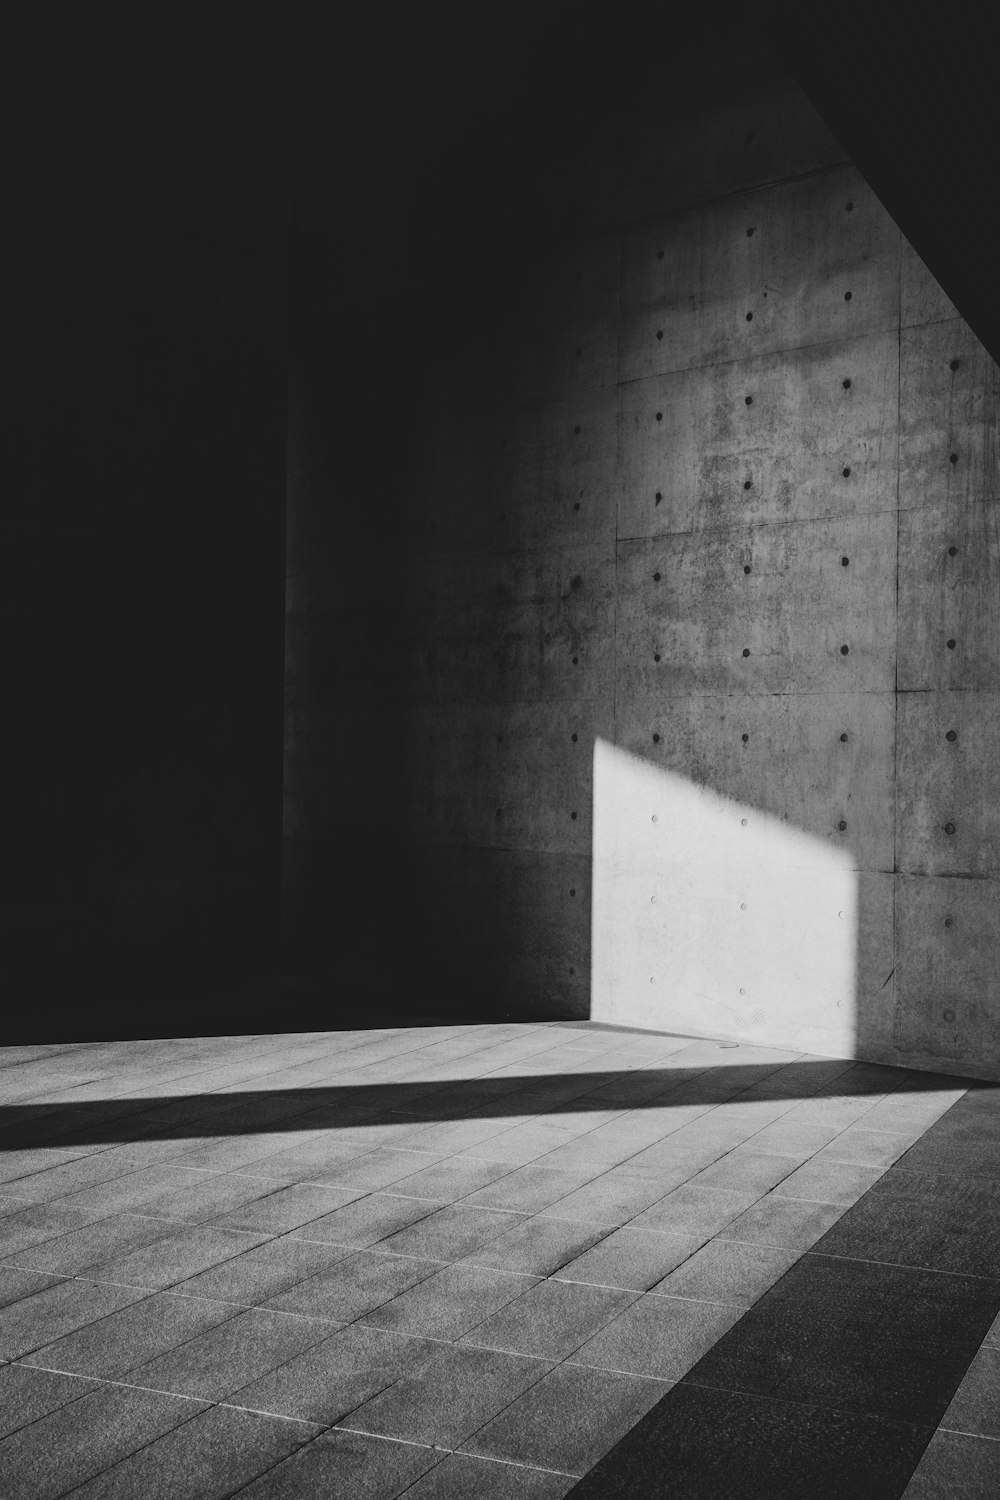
top-left (0, 1022), bottom-right (996, 1497)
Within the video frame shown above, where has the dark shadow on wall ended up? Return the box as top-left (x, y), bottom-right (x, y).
top-left (351, 10), bottom-right (865, 1029)
top-left (280, 2), bottom-right (606, 1013)
top-left (282, 3), bottom-right (791, 1022)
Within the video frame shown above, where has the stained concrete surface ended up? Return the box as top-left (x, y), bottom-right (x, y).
top-left (0, 1024), bottom-right (996, 1496)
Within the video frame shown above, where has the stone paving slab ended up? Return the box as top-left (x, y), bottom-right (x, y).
top-left (0, 1021), bottom-right (988, 1497)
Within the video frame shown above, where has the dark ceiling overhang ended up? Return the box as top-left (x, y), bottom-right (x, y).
top-left (11, 3), bottom-right (997, 365)
top-left (770, 0), bottom-right (1000, 365)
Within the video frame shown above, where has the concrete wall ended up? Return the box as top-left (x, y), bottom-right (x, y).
top-left (391, 57), bottom-right (1000, 1075)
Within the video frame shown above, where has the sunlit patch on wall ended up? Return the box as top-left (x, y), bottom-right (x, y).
top-left (592, 737), bottom-right (859, 1056)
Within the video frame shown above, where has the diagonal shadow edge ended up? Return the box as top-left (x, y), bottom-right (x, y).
top-left (0, 1060), bottom-right (985, 1152)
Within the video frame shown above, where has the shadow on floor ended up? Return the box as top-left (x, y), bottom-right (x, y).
top-left (0, 1059), bottom-right (983, 1152)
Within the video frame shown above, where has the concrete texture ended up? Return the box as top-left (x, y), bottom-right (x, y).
top-left (0, 1024), bottom-right (993, 1497)
top-left (279, 40), bottom-right (1000, 1075)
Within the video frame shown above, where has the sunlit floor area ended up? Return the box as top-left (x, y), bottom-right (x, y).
top-left (1, 1023), bottom-right (998, 1498)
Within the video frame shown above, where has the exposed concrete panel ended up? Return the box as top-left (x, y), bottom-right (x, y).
top-left (897, 500), bottom-right (1000, 692)
top-left (595, 862), bottom-right (897, 1058)
top-left (616, 206), bottom-right (703, 380)
top-left (614, 692), bottom-right (895, 874)
top-left (615, 513), bottom-right (896, 700)
top-left (896, 691), bottom-right (1000, 877)
top-left (894, 875), bottom-right (1000, 1076)
top-left (407, 546), bottom-right (616, 705)
top-left (285, 54), bottom-right (1000, 1073)
top-left (591, 738), bottom-right (895, 1057)
top-left (899, 320), bottom-right (1000, 510)
top-left (392, 140), bottom-right (915, 1032)
top-left (618, 167), bottom-right (899, 383)
top-left (853, 873), bottom-right (899, 1059)
top-left (616, 332), bottom-right (898, 538)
